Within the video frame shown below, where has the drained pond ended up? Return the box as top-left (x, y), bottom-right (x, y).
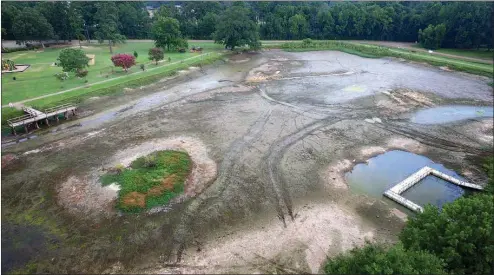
top-left (345, 150), bottom-right (466, 209)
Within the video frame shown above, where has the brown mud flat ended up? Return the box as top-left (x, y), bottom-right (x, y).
top-left (1, 50), bottom-right (492, 274)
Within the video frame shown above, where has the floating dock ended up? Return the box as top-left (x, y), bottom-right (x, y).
top-left (7, 103), bottom-right (77, 135)
top-left (384, 166), bottom-right (483, 213)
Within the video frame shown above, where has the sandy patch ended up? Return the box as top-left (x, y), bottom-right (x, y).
top-left (324, 160), bottom-right (353, 190)
top-left (149, 202), bottom-right (374, 274)
top-left (246, 62), bottom-right (282, 83)
top-left (388, 208), bottom-right (408, 222)
top-left (86, 54), bottom-right (95, 66)
top-left (187, 84), bottom-right (254, 102)
top-left (58, 174), bottom-right (118, 218)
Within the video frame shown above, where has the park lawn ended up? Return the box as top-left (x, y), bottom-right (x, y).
top-left (434, 48), bottom-right (493, 60)
top-left (410, 44), bottom-right (493, 60)
top-left (344, 42), bottom-right (493, 76)
top-left (1, 41), bottom-right (222, 104)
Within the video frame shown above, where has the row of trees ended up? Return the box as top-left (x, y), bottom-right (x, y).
top-left (324, 158), bottom-right (494, 275)
top-left (2, 1), bottom-right (492, 50)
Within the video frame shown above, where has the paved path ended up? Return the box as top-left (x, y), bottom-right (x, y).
top-left (2, 53), bottom-right (211, 108)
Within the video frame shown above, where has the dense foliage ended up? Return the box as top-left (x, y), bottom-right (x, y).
top-left (400, 194), bottom-right (494, 275)
top-left (111, 54), bottom-right (135, 72)
top-left (57, 48), bottom-right (90, 72)
top-left (100, 150), bottom-right (191, 213)
top-left (2, 1), bottom-right (492, 50)
top-left (11, 7), bottom-right (54, 47)
top-left (152, 16), bottom-right (184, 51)
top-left (419, 24), bottom-right (447, 50)
top-left (213, 5), bottom-right (261, 50)
top-left (324, 243), bottom-right (446, 274)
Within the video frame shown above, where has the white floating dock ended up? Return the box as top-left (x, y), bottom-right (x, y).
top-left (384, 166), bottom-right (483, 213)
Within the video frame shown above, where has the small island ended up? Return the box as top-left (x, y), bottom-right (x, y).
top-left (101, 150), bottom-right (192, 213)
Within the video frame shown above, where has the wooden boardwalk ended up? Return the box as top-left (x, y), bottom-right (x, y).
top-left (384, 166), bottom-right (484, 213)
top-left (7, 103), bottom-right (77, 135)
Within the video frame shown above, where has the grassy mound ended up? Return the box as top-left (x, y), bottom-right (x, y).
top-left (101, 150), bottom-right (192, 213)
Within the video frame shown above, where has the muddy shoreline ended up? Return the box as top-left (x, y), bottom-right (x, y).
top-left (2, 50), bottom-right (492, 274)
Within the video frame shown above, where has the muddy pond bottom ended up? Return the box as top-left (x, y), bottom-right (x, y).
top-left (345, 150), bottom-right (465, 208)
top-left (411, 105), bottom-right (494, 124)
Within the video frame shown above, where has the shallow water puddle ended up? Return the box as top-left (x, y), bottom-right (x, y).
top-left (411, 105), bottom-right (493, 124)
top-left (345, 150), bottom-right (465, 208)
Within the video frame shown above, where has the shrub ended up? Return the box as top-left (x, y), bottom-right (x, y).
top-left (140, 64), bottom-right (145, 71)
top-left (133, 50), bottom-right (138, 58)
top-left (54, 72), bottom-right (69, 81)
top-left (148, 47), bottom-right (164, 65)
top-left (324, 243), bottom-right (446, 274)
top-left (302, 38), bottom-right (313, 46)
top-left (75, 69), bottom-right (88, 78)
top-left (400, 194), bottom-right (494, 274)
top-left (111, 54), bottom-right (136, 72)
top-left (57, 48), bottom-right (90, 72)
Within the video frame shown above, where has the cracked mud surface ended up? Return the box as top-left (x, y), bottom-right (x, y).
top-left (2, 50), bottom-right (492, 274)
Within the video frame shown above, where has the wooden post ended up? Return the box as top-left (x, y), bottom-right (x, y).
top-left (24, 125), bottom-right (28, 133)
top-left (12, 127), bottom-right (16, 136)
top-left (72, 109), bottom-right (76, 116)
top-left (35, 121), bottom-right (40, 129)
top-left (64, 112), bottom-right (68, 119)
top-left (45, 118), bottom-right (50, 126)
top-left (55, 115), bottom-right (59, 122)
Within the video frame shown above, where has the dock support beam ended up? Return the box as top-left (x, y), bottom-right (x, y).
top-left (11, 127), bottom-right (16, 136)
top-left (24, 125), bottom-right (28, 133)
top-left (35, 121), bottom-right (40, 129)
top-left (45, 118), bottom-right (50, 126)
top-left (55, 115), bottom-right (59, 123)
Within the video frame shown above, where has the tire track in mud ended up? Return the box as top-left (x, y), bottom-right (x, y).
top-left (262, 117), bottom-right (344, 227)
top-left (171, 108), bottom-right (273, 262)
top-left (376, 122), bottom-right (487, 154)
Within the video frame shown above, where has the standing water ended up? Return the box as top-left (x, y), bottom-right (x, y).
top-left (345, 150), bottom-right (465, 208)
top-left (411, 105), bottom-right (493, 124)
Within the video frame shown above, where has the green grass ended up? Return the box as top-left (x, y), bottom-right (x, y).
top-left (1, 41), bottom-right (223, 104)
top-left (281, 41), bottom-right (494, 77)
top-left (410, 44), bottom-right (493, 60)
top-left (101, 150), bottom-right (191, 213)
top-left (1, 50), bottom-right (225, 127)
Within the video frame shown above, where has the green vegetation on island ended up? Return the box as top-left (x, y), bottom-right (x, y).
top-left (101, 150), bottom-right (192, 213)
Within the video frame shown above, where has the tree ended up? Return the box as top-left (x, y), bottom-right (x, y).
top-left (76, 34), bottom-right (86, 49)
top-left (289, 14), bottom-right (309, 39)
top-left (197, 12), bottom-right (218, 39)
top-left (324, 243), bottom-right (446, 274)
top-left (213, 5), bottom-right (261, 50)
top-left (400, 194), bottom-right (494, 274)
top-left (418, 24), bottom-right (447, 50)
top-left (57, 48), bottom-right (90, 73)
top-left (111, 54), bottom-right (135, 72)
top-left (152, 16), bottom-right (183, 51)
top-left (94, 2), bottom-right (126, 53)
top-left (148, 48), bottom-right (164, 65)
top-left (12, 7), bottom-right (54, 48)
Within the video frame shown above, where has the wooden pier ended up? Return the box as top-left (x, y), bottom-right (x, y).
top-left (384, 166), bottom-right (484, 213)
top-left (7, 103), bottom-right (77, 135)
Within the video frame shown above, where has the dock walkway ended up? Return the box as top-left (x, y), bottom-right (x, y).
top-left (384, 166), bottom-right (484, 213)
top-left (7, 103), bottom-right (77, 134)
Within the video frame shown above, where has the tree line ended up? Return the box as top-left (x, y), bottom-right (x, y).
top-left (2, 1), bottom-right (493, 50)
